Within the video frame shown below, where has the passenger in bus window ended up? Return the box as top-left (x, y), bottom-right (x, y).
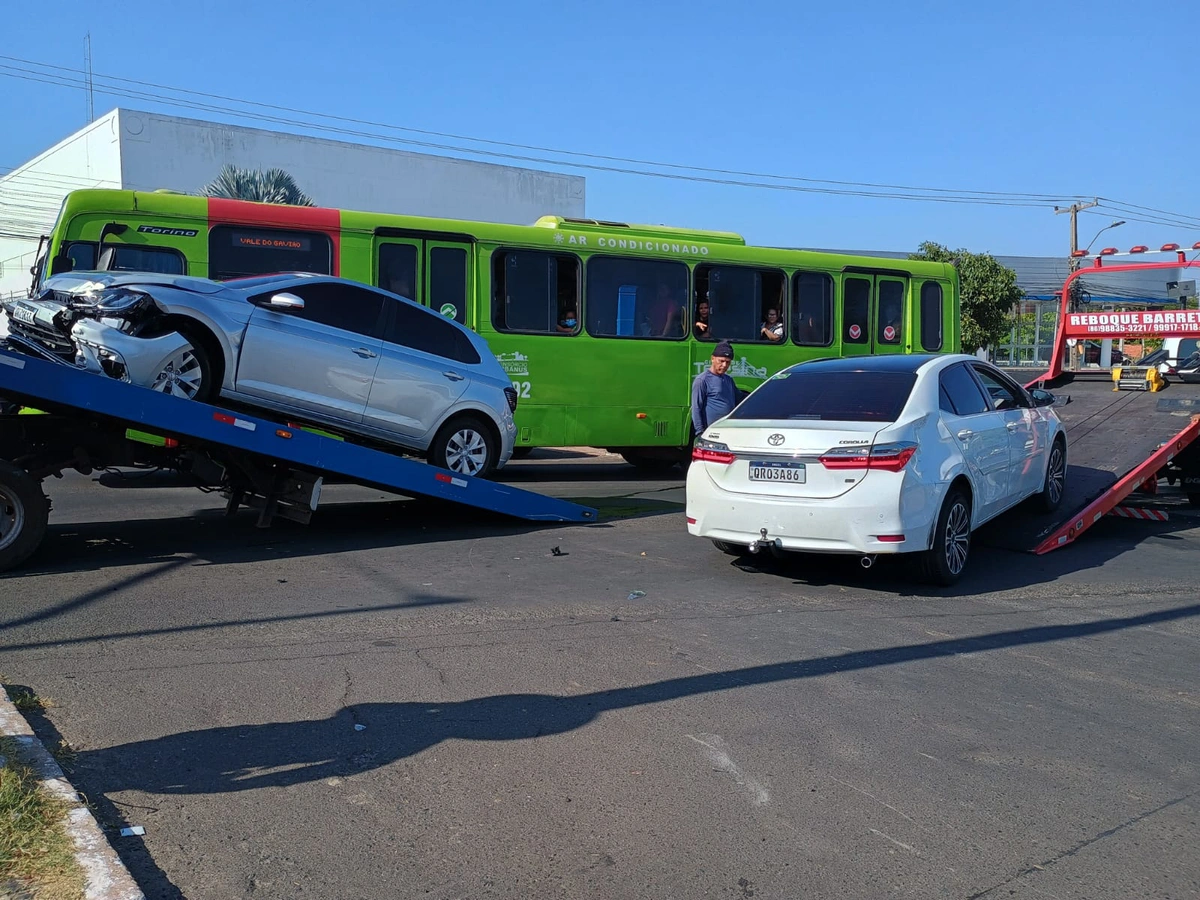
top-left (557, 305), bottom-right (579, 334)
top-left (760, 308), bottom-right (784, 342)
top-left (880, 297), bottom-right (902, 342)
top-left (693, 297), bottom-right (711, 340)
top-left (650, 282), bottom-right (683, 337)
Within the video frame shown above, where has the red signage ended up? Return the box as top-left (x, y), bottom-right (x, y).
top-left (1062, 310), bottom-right (1200, 338)
top-left (883, 325), bottom-right (896, 341)
top-left (848, 323), bottom-right (862, 340)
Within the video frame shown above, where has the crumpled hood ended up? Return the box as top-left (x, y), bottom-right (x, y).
top-left (40, 270), bottom-right (227, 297)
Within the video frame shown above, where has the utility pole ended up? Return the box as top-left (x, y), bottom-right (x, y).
top-left (1054, 199), bottom-right (1098, 370)
top-left (84, 33), bottom-right (94, 123)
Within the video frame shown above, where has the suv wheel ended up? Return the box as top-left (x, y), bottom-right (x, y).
top-left (429, 415), bottom-right (498, 478)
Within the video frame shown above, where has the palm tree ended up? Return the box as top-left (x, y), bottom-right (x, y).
top-left (200, 165), bottom-right (316, 206)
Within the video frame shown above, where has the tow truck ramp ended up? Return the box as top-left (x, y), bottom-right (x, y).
top-left (991, 245), bottom-right (1200, 554)
top-left (0, 343), bottom-right (596, 572)
top-left (985, 375), bottom-right (1200, 553)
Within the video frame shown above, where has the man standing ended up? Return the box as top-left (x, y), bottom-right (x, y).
top-left (691, 340), bottom-right (738, 437)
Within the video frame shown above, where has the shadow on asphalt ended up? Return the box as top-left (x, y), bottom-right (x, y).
top-left (709, 513), bottom-right (1197, 598)
top-left (14, 599), bottom-right (1199, 896)
top-left (2, 486), bottom-right (682, 580)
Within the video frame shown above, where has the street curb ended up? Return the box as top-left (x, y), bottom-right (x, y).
top-left (0, 692), bottom-right (145, 900)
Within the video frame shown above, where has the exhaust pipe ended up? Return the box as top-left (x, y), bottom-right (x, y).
top-left (860, 555), bottom-right (876, 569)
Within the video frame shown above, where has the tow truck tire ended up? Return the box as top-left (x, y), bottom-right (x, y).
top-left (920, 488), bottom-right (972, 587)
top-left (1035, 437), bottom-right (1067, 513)
top-left (0, 460), bottom-right (49, 572)
top-left (428, 414), bottom-right (499, 479)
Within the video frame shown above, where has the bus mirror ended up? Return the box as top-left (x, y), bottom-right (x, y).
top-left (49, 254), bottom-right (74, 277)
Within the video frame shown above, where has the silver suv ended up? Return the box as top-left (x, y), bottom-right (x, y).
top-left (3, 272), bottom-right (516, 477)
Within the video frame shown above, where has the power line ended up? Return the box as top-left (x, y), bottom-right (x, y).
top-left (0, 53), bottom-right (1093, 205)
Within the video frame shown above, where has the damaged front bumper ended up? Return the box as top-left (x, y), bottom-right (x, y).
top-left (69, 318), bottom-right (192, 386)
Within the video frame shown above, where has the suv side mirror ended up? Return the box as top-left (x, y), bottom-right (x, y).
top-left (264, 292), bottom-right (305, 310)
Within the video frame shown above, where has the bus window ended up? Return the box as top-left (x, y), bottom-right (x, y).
top-left (695, 265), bottom-right (786, 343)
top-left (920, 281), bottom-right (944, 351)
top-left (877, 280), bottom-right (904, 345)
top-left (63, 241), bottom-right (185, 275)
top-left (491, 250), bottom-right (579, 334)
top-left (586, 257), bottom-right (688, 339)
top-left (208, 225), bottom-right (332, 281)
top-left (792, 271), bottom-right (834, 347)
top-left (843, 277), bottom-right (870, 345)
top-left (378, 243), bottom-right (419, 302)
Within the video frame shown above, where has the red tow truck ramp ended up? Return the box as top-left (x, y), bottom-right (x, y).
top-left (992, 245), bottom-right (1200, 554)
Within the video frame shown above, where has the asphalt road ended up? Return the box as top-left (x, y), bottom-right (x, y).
top-left (1, 451), bottom-right (1197, 900)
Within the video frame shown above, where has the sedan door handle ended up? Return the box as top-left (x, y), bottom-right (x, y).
top-left (957, 429), bottom-right (974, 440)
top-left (442, 371), bottom-right (465, 382)
top-left (353, 347), bottom-right (377, 359)
top-left (1006, 422), bottom-right (1020, 431)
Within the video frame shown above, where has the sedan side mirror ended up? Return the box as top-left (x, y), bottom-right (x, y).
top-left (265, 292), bottom-right (305, 310)
top-left (1030, 388), bottom-right (1068, 407)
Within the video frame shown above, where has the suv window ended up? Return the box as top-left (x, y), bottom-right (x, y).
top-left (385, 298), bottom-right (481, 365)
top-left (731, 369), bottom-right (916, 422)
top-left (255, 282), bottom-right (385, 338)
top-left (939, 364), bottom-right (990, 416)
top-left (972, 365), bottom-right (1027, 411)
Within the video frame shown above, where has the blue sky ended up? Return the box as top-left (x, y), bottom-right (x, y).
top-left (2, 0), bottom-right (1195, 258)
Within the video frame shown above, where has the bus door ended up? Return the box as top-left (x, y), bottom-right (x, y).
top-left (424, 241), bottom-right (473, 328)
top-left (374, 238), bottom-right (422, 304)
top-left (840, 272), bottom-right (909, 356)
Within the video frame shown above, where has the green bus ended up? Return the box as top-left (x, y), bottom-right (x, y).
top-left (27, 189), bottom-right (960, 468)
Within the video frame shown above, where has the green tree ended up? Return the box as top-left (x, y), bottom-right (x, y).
top-left (909, 241), bottom-right (1022, 352)
top-left (200, 165), bottom-right (316, 206)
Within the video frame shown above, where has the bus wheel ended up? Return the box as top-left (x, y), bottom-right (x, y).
top-left (620, 452), bottom-right (679, 475)
top-left (0, 461), bottom-right (49, 573)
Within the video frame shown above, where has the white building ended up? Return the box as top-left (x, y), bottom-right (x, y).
top-left (0, 108), bottom-right (587, 301)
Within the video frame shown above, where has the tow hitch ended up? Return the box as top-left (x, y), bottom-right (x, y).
top-left (747, 528), bottom-right (782, 554)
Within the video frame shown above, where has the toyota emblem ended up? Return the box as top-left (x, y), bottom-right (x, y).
top-left (767, 433), bottom-right (785, 446)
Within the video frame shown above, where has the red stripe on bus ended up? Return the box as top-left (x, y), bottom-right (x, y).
top-left (206, 198), bottom-right (342, 276)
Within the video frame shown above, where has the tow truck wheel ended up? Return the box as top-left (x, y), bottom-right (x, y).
top-left (0, 460), bottom-right (49, 572)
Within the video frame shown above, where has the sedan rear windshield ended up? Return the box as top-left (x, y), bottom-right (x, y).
top-left (731, 369), bottom-right (917, 422)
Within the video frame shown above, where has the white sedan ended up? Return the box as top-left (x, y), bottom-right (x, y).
top-left (686, 354), bottom-right (1067, 585)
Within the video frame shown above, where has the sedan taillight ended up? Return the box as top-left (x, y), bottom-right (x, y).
top-left (692, 437), bottom-right (736, 465)
top-left (818, 441), bottom-right (917, 473)
top-left (503, 387), bottom-right (518, 412)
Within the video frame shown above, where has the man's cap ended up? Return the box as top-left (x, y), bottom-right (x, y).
top-left (713, 340), bottom-right (734, 359)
